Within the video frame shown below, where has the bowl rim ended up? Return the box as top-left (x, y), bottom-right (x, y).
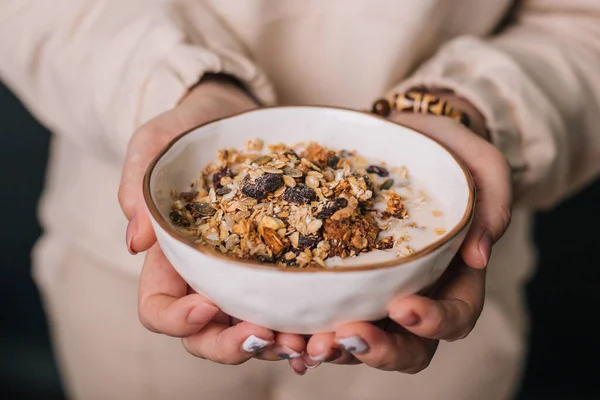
top-left (143, 105), bottom-right (475, 273)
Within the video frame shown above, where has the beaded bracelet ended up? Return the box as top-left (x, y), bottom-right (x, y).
top-left (371, 89), bottom-right (471, 128)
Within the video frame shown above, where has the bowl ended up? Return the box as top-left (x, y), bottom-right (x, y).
top-left (143, 106), bottom-right (474, 334)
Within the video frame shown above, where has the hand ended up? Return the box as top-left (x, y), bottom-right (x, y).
top-left (294, 101), bottom-right (512, 374)
top-left (118, 76), bottom-right (306, 364)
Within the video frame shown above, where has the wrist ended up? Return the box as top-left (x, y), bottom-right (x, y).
top-left (429, 89), bottom-right (489, 141)
top-left (183, 73), bottom-right (259, 111)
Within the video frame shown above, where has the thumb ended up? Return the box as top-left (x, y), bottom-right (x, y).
top-left (460, 155), bottom-right (512, 269)
top-left (119, 123), bottom-right (178, 254)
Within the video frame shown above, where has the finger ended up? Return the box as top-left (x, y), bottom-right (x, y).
top-left (255, 332), bottom-right (306, 361)
top-left (334, 322), bottom-right (438, 373)
top-left (304, 332), bottom-right (337, 365)
top-left (138, 245), bottom-right (219, 337)
top-left (119, 125), bottom-right (175, 254)
top-left (392, 114), bottom-right (512, 269)
top-left (389, 262), bottom-right (485, 341)
top-left (182, 321), bottom-right (274, 365)
top-left (460, 153), bottom-right (512, 268)
top-left (288, 358), bottom-right (308, 375)
top-left (304, 332), bottom-right (357, 367)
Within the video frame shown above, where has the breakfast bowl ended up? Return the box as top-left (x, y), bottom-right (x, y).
top-left (143, 106), bottom-right (474, 334)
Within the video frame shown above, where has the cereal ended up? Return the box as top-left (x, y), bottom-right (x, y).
top-left (169, 140), bottom-right (444, 268)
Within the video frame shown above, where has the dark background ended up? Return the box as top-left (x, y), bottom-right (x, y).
top-left (1, 82), bottom-right (599, 400)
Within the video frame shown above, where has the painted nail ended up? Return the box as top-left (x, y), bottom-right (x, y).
top-left (303, 356), bottom-right (321, 369)
top-left (479, 231), bottom-right (493, 267)
top-left (241, 335), bottom-right (273, 353)
top-left (126, 216), bottom-right (138, 255)
top-left (335, 336), bottom-right (369, 354)
top-left (277, 347), bottom-right (303, 359)
top-left (309, 352), bottom-right (329, 363)
top-left (187, 303), bottom-right (218, 325)
top-left (392, 309), bottom-right (421, 327)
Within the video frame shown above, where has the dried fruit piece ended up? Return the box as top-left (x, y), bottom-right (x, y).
top-left (282, 185), bottom-right (317, 204)
top-left (241, 173), bottom-right (284, 199)
top-left (316, 197), bottom-right (349, 219)
top-left (298, 234), bottom-right (320, 250)
top-left (366, 165), bottom-right (389, 177)
top-left (212, 167), bottom-right (232, 188)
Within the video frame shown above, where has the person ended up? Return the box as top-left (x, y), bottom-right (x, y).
top-left (1, 0), bottom-right (599, 399)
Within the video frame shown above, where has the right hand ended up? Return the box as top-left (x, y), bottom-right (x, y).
top-left (118, 76), bottom-right (307, 364)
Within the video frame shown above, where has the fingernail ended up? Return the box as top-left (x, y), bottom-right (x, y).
top-left (241, 335), bottom-right (273, 353)
top-left (303, 355), bottom-right (321, 369)
top-left (479, 231), bottom-right (493, 267)
top-left (309, 352), bottom-right (329, 363)
top-left (277, 347), bottom-right (303, 360)
top-left (391, 309), bottom-right (421, 327)
top-left (187, 303), bottom-right (218, 325)
top-left (335, 336), bottom-right (369, 354)
top-left (126, 216), bottom-right (138, 255)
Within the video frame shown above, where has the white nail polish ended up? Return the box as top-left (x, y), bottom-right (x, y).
top-left (309, 352), bottom-right (328, 362)
top-left (305, 361), bottom-right (322, 369)
top-left (242, 335), bottom-right (272, 353)
top-left (335, 336), bottom-right (369, 354)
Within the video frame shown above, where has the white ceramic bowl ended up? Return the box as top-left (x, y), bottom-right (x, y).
top-left (144, 106), bottom-right (474, 334)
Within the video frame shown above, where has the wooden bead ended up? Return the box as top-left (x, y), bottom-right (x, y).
top-left (371, 99), bottom-right (391, 117)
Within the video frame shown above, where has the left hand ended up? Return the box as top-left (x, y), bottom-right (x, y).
top-left (291, 97), bottom-right (512, 374)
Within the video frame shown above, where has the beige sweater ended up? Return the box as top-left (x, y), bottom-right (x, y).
top-left (1, 0), bottom-right (599, 297)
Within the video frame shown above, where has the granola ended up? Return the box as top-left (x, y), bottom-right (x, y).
top-left (168, 140), bottom-right (439, 268)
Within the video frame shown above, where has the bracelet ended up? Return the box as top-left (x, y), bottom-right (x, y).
top-left (371, 89), bottom-right (471, 128)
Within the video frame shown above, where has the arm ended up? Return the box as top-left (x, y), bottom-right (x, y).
top-left (393, 0), bottom-right (600, 209)
top-left (0, 0), bottom-right (275, 161)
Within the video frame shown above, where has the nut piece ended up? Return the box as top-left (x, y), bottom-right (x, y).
top-left (261, 227), bottom-right (289, 257)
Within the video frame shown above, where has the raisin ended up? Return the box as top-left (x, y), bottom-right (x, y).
top-left (282, 185), bottom-right (316, 204)
top-left (316, 197), bottom-right (349, 219)
top-left (327, 153), bottom-right (340, 168)
top-left (212, 167), bottom-right (232, 188)
top-left (241, 173), bottom-right (284, 199)
top-left (298, 234), bottom-right (320, 250)
top-left (366, 165), bottom-right (389, 177)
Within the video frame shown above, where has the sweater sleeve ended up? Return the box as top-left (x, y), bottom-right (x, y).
top-left (0, 0), bottom-right (275, 161)
top-left (392, 0), bottom-right (600, 209)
